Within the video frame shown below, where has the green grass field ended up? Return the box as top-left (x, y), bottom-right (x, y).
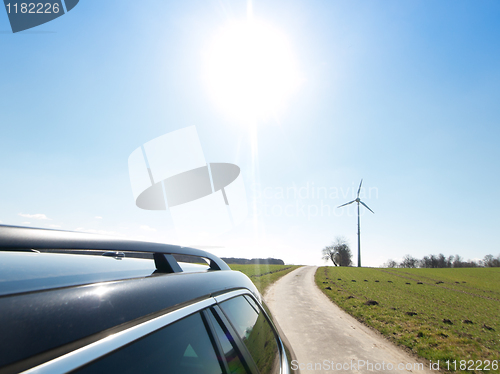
top-left (228, 264), bottom-right (301, 294)
top-left (316, 267), bottom-right (500, 372)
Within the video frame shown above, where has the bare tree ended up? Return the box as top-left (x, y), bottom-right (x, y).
top-left (483, 254), bottom-right (500, 267)
top-left (420, 256), bottom-right (431, 268)
top-left (446, 255), bottom-right (454, 267)
top-left (437, 253), bottom-right (447, 268)
top-left (399, 254), bottom-right (418, 268)
top-left (453, 254), bottom-right (463, 268)
top-left (322, 237), bottom-right (353, 266)
top-left (384, 259), bottom-right (398, 268)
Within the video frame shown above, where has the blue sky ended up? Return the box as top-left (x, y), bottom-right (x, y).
top-left (1, 0), bottom-right (499, 266)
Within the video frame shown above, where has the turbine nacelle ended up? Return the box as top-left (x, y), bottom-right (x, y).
top-left (336, 179), bottom-right (374, 213)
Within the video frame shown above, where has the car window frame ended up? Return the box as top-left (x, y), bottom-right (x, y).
top-left (73, 310), bottom-right (225, 374)
top-left (210, 304), bottom-right (261, 374)
top-left (16, 288), bottom-right (285, 374)
top-left (203, 307), bottom-right (254, 374)
top-left (18, 297), bottom-right (217, 374)
top-left (214, 291), bottom-right (285, 374)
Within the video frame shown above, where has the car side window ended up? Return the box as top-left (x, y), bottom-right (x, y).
top-left (207, 308), bottom-right (250, 374)
top-left (219, 296), bottom-right (281, 374)
top-left (73, 312), bottom-right (223, 374)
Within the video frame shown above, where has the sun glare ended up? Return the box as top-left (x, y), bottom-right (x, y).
top-left (204, 20), bottom-right (301, 122)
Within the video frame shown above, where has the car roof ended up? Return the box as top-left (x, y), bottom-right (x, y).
top-left (0, 225), bottom-right (260, 372)
top-left (0, 224), bottom-right (228, 296)
top-left (0, 251), bottom-right (210, 297)
top-left (0, 251), bottom-right (155, 296)
top-left (0, 269), bottom-right (259, 371)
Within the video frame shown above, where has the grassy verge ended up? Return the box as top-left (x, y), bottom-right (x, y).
top-left (229, 264), bottom-right (301, 294)
top-left (315, 267), bottom-right (500, 373)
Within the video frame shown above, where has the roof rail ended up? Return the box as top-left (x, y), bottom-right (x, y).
top-left (0, 225), bottom-right (230, 273)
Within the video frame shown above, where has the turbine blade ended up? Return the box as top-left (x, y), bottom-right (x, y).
top-left (337, 200), bottom-right (356, 208)
top-left (357, 179), bottom-right (363, 198)
top-left (360, 201), bottom-right (374, 214)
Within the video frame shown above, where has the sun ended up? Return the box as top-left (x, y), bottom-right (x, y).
top-left (203, 19), bottom-right (301, 123)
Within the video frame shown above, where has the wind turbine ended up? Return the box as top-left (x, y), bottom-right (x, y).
top-left (337, 179), bottom-right (374, 267)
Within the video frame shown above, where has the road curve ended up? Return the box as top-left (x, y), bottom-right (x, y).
top-left (264, 266), bottom-right (433, 374)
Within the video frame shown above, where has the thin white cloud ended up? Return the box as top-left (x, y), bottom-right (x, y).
top-left (18, 213), bottom-right (51, 220)
top-left (140, 225), bottom-right (156, 232)
top-left (95, 216), bottom-right (103, 219)
top-left (49, 224), bottom-right (62, 228)
top-left (22, 221), bottom-right (31, 225)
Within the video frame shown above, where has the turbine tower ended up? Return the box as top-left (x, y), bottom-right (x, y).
top-left (337, 179), bottom-right (374, 267)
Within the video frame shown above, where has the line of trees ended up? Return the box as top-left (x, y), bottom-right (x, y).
top-left (384, 253), bottom-right (500, 268)
top-left (221, 257), bottom-right (284, 265)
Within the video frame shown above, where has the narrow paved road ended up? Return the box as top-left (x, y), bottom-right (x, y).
top-left (264, 266), bottom-right (433, 374)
